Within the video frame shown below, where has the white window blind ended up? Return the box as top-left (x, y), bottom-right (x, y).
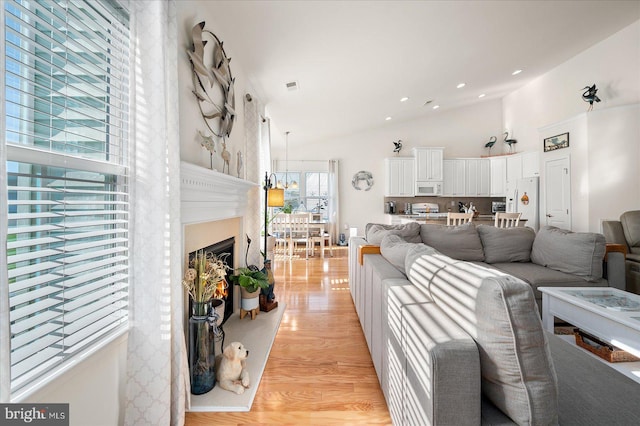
top-left (3, 0), bottom-right (130, 396)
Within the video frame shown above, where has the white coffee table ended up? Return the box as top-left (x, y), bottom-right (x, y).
top-left (539, 287), bottom-right (640, 383)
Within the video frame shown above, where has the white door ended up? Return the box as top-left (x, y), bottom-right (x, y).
top-left (544, 156), bottom-right (571, 229)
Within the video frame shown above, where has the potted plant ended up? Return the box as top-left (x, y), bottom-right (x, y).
top-left (182, 251), bottom-right (229, 394)
top-left (229, 267), bottom-right (269, 313)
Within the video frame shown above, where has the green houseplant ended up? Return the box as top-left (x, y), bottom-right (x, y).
top-left (229, 268), bottom-right (269, 314)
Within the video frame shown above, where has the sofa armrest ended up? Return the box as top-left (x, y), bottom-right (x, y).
top-left (358, 244), bottom-right (381, 265)
top-left (604, 243), bottom-right (626, 290)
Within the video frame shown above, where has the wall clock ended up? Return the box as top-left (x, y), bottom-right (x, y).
top-left (188, 21), bottom-right (236, 138)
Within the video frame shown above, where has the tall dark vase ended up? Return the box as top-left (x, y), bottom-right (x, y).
top-left (189, 301), bottom-right (216, 395)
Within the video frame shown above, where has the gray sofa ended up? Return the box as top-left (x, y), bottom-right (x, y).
top-left (602, 210), bottom-right (640, 294)
top-left (349, 222), bottom-right (636, 425)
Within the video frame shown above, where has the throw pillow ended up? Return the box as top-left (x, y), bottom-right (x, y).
top-left (406, 253), bottom-right (559, 425)
top-left (420, 222), bottom-right (485, 261)
top-left (477, 225), bottom-right (536, 263)
top-left (531, 226), bottom-right (605, 282)
top-left (365, 222), bottom-right (422, 245)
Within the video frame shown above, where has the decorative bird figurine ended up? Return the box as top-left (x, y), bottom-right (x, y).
top-left (484, 136), bottom-right (497, 156)
top-left (392, 140), bottom-right (403, 155)
top-left (581, 84), bottom-right (600, 111)
top-left (503, 131), bottom-right (517, 153)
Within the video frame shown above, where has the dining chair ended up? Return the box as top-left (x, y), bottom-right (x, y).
top-left (447, 212), bottom-right (474, 226)
top-left (309, 223), bottom-right (334, 258)
top-left (270, 213), bottom-right (290, 254)
top-left (494, 212), bottom-right (522, 228)
top-left (287, 212), bottom-right (312, 259)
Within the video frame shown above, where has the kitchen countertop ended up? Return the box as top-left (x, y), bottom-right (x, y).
top-left (390, 214), bottom-right (527, 223)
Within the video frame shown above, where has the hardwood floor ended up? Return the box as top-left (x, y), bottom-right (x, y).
top-left (185, 246), bottom-right (392, 425)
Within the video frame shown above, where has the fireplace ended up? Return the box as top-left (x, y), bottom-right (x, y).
top-left (189, 237), bottom-right (235, 325)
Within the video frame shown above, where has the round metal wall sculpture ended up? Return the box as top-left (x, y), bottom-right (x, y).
top-left (352, 171), bottom-right (374, 191)
top-left (188, 21), bottom-right (236, 138)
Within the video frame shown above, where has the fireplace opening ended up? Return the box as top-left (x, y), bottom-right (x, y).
top-left (189, 236), bottom-right (235, 325)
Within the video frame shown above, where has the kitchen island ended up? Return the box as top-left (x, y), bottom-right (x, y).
top-left (387, 214), bottom-right (527, 226)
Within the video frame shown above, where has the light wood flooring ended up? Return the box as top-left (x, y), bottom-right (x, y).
top-left (185, 246), bottom-right (392, 425)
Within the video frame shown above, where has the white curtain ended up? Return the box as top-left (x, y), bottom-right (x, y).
top-left (328, 160), bottom-right (340, 244)
top-left (125, 1), bottom-right (187, 425)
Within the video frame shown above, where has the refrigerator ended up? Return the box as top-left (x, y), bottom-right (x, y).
top-left (507, 176), bottom-right (539, 231)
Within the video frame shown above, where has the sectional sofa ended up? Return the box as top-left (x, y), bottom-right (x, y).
top-left (349, 222), bottom-right (638, 425)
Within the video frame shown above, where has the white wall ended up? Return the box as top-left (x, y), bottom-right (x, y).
top-left (503, 20), bottom-right (640, 231)
top-left (280, 100), bottom-right (503, 234)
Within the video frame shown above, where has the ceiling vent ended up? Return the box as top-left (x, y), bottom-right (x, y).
top-left (423, 99), bottom-right (433, 106)
top-left (285, 81), bottom-right (299, 91)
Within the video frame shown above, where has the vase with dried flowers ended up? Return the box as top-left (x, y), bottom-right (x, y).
top-left (183, 250), bottom-right (230, 394)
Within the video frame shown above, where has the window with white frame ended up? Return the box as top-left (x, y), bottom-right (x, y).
top-left (305, 172), bottom-right (329, 221)
top-left (2, 0), bottom-right (130, 397)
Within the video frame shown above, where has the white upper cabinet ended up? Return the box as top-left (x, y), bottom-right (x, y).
top-left (521, 151), bottom-right (540, 177)
top-left (443, 159), bottom-right (465, 196)
top-left (414, 147), bottom-right (444, 181)
top-left (466, 158), bottom-right (490, 196)
top-left (490, 157), bottom-right (507, 197)
top-left (385, 157), bottom-right (415, 197)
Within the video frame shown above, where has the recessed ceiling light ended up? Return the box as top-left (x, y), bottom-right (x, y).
top-left (456, 83), bottom-right (466, 89)
top-left (400, 97), bottom-right (409, 102)
top-left (512, 69), bottom-right (523, 75)
top-left (385, 116), bottom-right (392, 121)
top-left (432, 105), bottom-right (440, 110)
top-left (478, 93), bottom-right (486, 98)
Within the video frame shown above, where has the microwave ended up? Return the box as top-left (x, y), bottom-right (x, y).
top-left (415, 181), bottom-right (442, 196)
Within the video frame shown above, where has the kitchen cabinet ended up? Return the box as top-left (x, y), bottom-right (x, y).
top-left (466, 158), bottom-right (490, 196)
top-left (384, 157), bottom-right (414, 197)
top-left (414, 147), bottom-right (444, 181)
top-left (443, 159), bottom-right (465, 196)
top-left (490, 157), bottom-right (507, 197)
top-left (521, 151), bottom-right (540, 177)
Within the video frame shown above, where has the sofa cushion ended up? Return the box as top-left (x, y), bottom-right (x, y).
top-left (366, 222), bottom-right (422, 245)
top-left (380, 234), bottom-right (431, 274)
top-left (476, 225), bottom-right (535, 264)
top-left (531, 226), bottom-right (605, 282)
top-left (406, 255), bottom-right (558, 425)
top-left (491, 262), bottom-right (605, 301)
top-left (621, 210), bottom-right (640, 253)
top-left (420, 222), bottom-right (485, 261)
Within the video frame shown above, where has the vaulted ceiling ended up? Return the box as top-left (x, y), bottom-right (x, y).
top-left (206, 1), bottom-right (640, 148)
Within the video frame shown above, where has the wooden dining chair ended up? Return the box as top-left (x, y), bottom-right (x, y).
top-left (270, 213), bottom-right (290, 254)
top-left (447, 212), bottom-right (474, 226)
top-left (494, 212), bottom-right (522, 228)
top-left (287, 213), bottom-right (312, 259)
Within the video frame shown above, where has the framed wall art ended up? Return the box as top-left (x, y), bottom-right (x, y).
top-left (544, 132), bottom-right (569, 152)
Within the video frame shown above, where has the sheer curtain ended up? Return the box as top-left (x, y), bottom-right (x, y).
top-left (125, 1), bottom-right (187, 425)
top-left (328, 160), bottom-right (340, 244)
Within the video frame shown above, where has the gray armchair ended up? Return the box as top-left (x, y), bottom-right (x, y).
top-left (602, 210), bottom-right (640, 294)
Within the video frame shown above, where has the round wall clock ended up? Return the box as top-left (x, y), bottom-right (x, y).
top-left (188, 21), bottom-right (236, 138)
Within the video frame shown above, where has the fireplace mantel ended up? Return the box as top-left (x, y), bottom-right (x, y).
top-left (180, 161), bottom-right (258, 225)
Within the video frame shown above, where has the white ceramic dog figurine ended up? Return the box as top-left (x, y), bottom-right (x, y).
top-left (215, 342), bottom-right (250, 394)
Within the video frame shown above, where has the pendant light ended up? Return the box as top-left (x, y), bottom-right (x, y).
top-left (284, 131), bottom-right (298, 189)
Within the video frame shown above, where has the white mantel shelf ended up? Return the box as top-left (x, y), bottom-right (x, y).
top-left (181, 161), bottom-right (258, 225)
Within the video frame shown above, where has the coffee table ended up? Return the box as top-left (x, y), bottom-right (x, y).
top-left (539, 287), bottom-right (640, 383)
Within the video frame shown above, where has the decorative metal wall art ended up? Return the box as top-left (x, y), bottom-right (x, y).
top-left (352, 171), bottom-right (374, 191)
top-left (392, 140), bottom-right (403, 155)
top-left (581, 84), bottom-right (600, 111)
top-left (188, 22), bottom-right (236, 139)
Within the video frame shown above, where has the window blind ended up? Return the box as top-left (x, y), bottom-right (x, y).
top-left (3, 0), bottom-right (130, 396)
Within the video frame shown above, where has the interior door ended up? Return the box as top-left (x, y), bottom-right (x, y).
top-left (544, 156), bottom-right (571, 229)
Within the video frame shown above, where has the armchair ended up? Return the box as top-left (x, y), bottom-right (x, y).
top-left (602, 210), bottom-right (640, 294)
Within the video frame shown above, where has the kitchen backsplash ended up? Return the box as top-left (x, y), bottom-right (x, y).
top-left (383, 196), bottom-right (506, 215)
